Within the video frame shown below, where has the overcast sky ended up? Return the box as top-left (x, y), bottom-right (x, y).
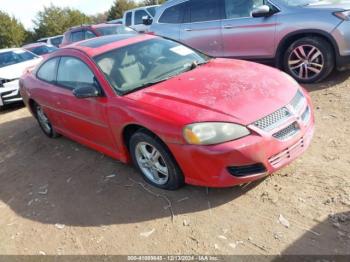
top-left (1, 0), bottom-right (123, 30)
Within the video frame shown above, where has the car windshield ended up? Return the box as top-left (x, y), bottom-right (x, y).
top-left (278, 0), bottom-right (324, 6)
top-left (31, 45), bottom-right (58, 56)
top-left (0, 50), bottom-right (37, 68)
top-left (94, 38), bottom-right (209, 95)
top-left (96, 25), bottom-right (137, 36)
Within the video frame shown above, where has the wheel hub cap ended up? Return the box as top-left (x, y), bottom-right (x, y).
top-left (288, 45), bottom-right (324, 80)
top-left (135, 142), bottom-right (169, 185)
top-left (37, 106), bottom-right (51, 133)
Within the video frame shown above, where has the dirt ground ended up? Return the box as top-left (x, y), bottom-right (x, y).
top-left (0, 71), bottom-right (349, 256)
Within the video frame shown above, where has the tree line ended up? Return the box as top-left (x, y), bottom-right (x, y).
top-left (0, 0), bottom-right (166, 49)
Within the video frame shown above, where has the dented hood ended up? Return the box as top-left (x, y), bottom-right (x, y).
top-left (127, 59), bottom-right (300, 125)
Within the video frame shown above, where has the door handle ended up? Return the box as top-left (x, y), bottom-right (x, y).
top-left (184, 28), bottom-right (192, 32)
top-left (223, 25), bottom-right (234, 29)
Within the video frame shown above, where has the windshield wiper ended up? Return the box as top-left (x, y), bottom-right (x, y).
top-left (122, 77), bottom-right (170, 95)
top-left (122, 60), bottom-right (210, 95)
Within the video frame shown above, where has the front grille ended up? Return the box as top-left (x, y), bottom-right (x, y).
top-left (273, 122), bottom-right (299, 140)
top-left (268, 138), bottom-right (305, 168)
top-left (0, 91), bottom-right (13, 97)
top-left (227, 163), bottom-right (267, 177)
top-left (254, 107), bottom-right (290, 131)
top-left (253, 90), bottom-right (307, 133)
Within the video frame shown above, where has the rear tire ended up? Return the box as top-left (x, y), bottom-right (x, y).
top-left (129, 130), bottom-right (184, 190)
top-left (34, 103), bottom-right (60, 138)
top-left (283, 37), bottom-right (334, 83)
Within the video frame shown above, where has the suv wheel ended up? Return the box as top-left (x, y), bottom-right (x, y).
top-left (283, 37), bottom-right (334, 83)
top-left (129, 131), bottom-right (184, 190)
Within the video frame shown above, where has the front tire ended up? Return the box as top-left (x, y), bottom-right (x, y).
top-left (34, 103), bottom-right (60, 138)
top-left (129, 131), bottom-right (184, 190)
top-left (283, 37), bottom-right (334, 83)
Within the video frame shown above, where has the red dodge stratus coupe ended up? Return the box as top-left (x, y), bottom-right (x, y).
top-left (20, 34), bottom-right (315, 190)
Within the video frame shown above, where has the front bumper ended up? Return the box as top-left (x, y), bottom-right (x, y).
top-left (168, 94), bottom-right (315, 188)
top-left (0, 80), bottom-right (22, 107)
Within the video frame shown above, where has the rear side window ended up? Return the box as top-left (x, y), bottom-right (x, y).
top-left (159, 2), bottom-right (186, 24)
top-left (135, 10), bottom-right (148, 25)
top-left (125, 12), bottom-right (132, 26)
top-left (37, 58), bottom-right (59, 83)
top-left (57, 57), bottom-right (95, 90)
top-left (189, 0), bottom-right (222, 22)
top-left (71, 31), bottom-right (84, 42)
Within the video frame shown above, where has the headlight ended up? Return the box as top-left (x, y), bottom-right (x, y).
top-left (183, 122), bottom-right (250, 145)
top-left (334, 10), bottom-right (350, 20)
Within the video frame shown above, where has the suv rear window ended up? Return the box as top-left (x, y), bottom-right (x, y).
top-left (159, 2), bottom-right (186, 24)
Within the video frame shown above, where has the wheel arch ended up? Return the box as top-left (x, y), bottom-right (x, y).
top-left (121, 123), bottom-right (182, 170)
top-left (122, 123), bottom-right (170, 152)
top-left (28, 99), bottom-right (38, 118)
top-left (275, 29), bottom-right (339, 68)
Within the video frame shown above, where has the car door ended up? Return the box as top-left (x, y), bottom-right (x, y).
top-left (34, 57), bottom-right (64, 127)
top-left (55, 55), bottom-right (116, 151)
top-left (221, 0), bottom-right (277, 58)
top-left (180, 0), bottom-right (224, 57)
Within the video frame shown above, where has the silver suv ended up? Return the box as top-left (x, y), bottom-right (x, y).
top-left (148, 0), bottom-right (350, 83)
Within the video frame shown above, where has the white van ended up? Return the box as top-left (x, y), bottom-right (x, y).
top-left (123, 5), bottom-right (159, 33)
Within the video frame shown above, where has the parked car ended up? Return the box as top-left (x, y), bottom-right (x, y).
top-left (148, 0), bottom-right (350, 83)
top-left (124, 5), bottom-right (159, 32)
top-left (37, 35), bottom-right (63, 48)
top-left (0, 48), bottom-right (42, 108)
top-left (20, 34), bottom-right (314, 190)
top-left (22, 43), bottom-right (58, 58)
top-left (60, 23), bottom-right (137, 47)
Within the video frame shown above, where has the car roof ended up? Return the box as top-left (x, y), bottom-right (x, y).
top-left (63, 34), bottom-right (157, 57)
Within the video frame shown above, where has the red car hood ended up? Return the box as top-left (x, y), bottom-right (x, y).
top-left (127, 59), bottom-right (300, 125)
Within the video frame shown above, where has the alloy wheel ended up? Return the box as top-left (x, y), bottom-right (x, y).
top-left (36, 105), bottom-right (52, 134)
top-left (288, 44), bottom-right (324, 81)
top-left (135, 142), bottom-right (169, 185)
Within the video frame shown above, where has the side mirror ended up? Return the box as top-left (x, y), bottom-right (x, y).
top-left (73, 85), bottom-right (100, 99)
top-left (142, 15), bottom-right (153, 26)
top-left (252, 5), bottom-right (271, 18)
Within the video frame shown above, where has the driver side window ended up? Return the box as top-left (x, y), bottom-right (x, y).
top-left (57, 57), bottom-right (95, 90)
top-left (225, 0), bottom-right (264, 19)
